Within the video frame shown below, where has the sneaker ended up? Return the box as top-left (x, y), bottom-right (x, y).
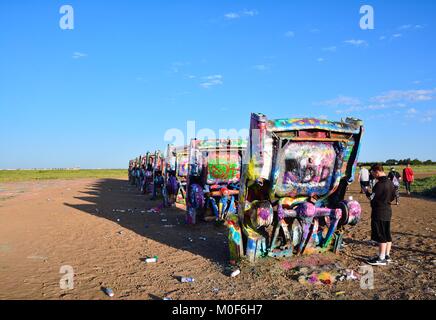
top-left (386, 255), bottom-right (392, 263)
top-left (367, 257), bottom-right (387, 266)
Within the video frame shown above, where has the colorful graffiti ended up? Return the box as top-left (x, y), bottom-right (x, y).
top-left (273, 142), bottom-right (337, 197)
top-left (207, 153), bottom-right (241, 184)
top-left (230, 113), bottom-right (363, 263)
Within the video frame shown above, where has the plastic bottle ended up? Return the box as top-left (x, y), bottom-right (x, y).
top-left (145, 256), bottom-right (158, 263)
top-left (180, 277), bottom-right (195, 283)
top-left (231, 269), bottom-right (241, 277)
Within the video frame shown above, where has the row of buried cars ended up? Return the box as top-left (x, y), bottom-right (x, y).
top-left (128, 113), bottom-right (365, 263)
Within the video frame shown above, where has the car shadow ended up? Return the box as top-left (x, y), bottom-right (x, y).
top-left (63, 178), bottom-right (230, 268)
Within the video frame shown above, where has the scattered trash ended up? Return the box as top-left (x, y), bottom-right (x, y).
top-left (102, 287), bottom-right (114, 297)
top-left (344, 269), bottom-right (360, 281)
top-left (118, 231), bottom-right (123, 235)
top-left (188, 237), bottom-right (194, 242)
top-left (230, 269), bottom-right (241, 278)
top-left (335, 291), bottom-right (346, 296)
top-left (297, 271), bottom-right (336, 286)
top-left (180, 277), bottom-right (195, 283)
top-left (163, 297), bottom-right (173, 300)
top-left (212, 288), bottom-right (220, 293)
top-left (164, 225), bottom-right (175, 228)
top-left (144, 256), bottom-right (158, 263)
top-left (95, 208), bottom-right (100, 213)
top-left (199, 237), bottom-right (207, 241)
top-left (116, 219), bottom-right (120, 222)
top-left (161, 219), bottom-right (168, 222)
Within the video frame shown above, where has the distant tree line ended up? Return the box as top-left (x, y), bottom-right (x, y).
top-left (359, 159), bottom-right (436, 167)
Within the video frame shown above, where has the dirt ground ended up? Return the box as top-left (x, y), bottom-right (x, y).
top-left (0, 175), bottom-right (435, 300)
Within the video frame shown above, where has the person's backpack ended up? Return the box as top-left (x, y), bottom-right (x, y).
top-left (392, 174), bottom-right (400, 187)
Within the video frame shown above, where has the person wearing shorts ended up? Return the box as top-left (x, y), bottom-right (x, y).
top-left (358, 165), bottom-right (370, 193)
top-left (365, 164), bottom-right (395, 266)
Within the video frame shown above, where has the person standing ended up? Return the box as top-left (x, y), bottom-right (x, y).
top-left (403, 163), bottom-right (414, 196)
top-left (365, 164), bottom-right (396, 266)
top-left (358, 165), bottom-right (370, 193)
top-left (388, 167), bottom-right (401, 205)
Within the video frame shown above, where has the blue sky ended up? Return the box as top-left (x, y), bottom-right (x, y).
top-left (1, 0), bottom-right (435, 169)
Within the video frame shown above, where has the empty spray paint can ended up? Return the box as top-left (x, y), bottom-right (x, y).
top-left (180, 277), bottom-right (195, 283)
top-left (103, 287), bottom-right (115, 297)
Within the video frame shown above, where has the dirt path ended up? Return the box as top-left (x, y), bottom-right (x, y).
top-left (0, 178), bottom-right (435, 300)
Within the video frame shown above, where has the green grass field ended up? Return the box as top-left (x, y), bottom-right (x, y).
top-left (0, 169), bottom-right (127, 183)
top-left (409, 176), bottom-right (436, 198)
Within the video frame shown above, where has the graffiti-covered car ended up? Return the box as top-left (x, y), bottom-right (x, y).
top-left (149, 150), bottom-right (165, 200)
top-left (163, 144), bottom-right (189, 206)
top-left (186, 138), bottom-right (248, 224)
top-left (228, 113), bottom-right (364, 263)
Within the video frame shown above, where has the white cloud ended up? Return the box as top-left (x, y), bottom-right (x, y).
top-left (315, 95), bottom-right (362, 107)
top-left (309, 28), bottom-right (320, 34)
top-left (379, 36), bottom-right (387, 41)
top-left (371, 89), bottom-right (436, 103)
top-left (224, 12), bottom-right (240, 19)
top-left (72, 52), bottom-right (87, 59)
top-left (200, 75), bottom-right (223, 89)
top-left (392, 33), bottom-right (402, 38)
top-left (398, 24), bottom-right (412, 30)
top-left (285, 31), bottom-right (295, 38)
top-left (242, 9), bottom-right (258, 17)
top-left (252, 64), bottom-right (270, 71)
top-left (407, 108), bottom-right (417, 114)
top-left (317, 58), bottom-right (325, 63)
top-left (344, 39), bottom-right (368, 47)
top-left (224, 9), bottom-right (258, 20)
top-left (322, 46), bottom-right (337, 52)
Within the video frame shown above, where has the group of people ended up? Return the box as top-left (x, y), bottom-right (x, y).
top-left (358, 163), bottom-right (415, 266)
top-left (128, 162), bottom-right (165, 200)
top-left (358, 163), bottom-right (415, 205)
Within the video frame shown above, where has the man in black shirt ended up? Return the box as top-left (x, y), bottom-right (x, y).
top-left (364, 164), bottom-right (396, 266)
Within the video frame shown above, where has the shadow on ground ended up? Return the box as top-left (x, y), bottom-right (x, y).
top-left (64, 178), bottom-right (230, 266)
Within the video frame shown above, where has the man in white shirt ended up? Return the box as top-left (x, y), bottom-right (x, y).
top-left (358, 165), bottom-right (370, 193)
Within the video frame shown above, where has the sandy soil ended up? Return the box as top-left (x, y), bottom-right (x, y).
top-left (0, 176), bottom-right (435, 300)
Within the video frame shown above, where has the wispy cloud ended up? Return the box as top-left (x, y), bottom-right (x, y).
top-left (315, 95), bottom-right (362, 108)
top-left (72, 52), bottom-right (87, 59)
top-left (398, 24), bottom-right (424, 30)
top-left (252, 64), bottom-right (270, 72)
top-left (284, 31), bottom-right (295, 38)
top-left (344, 39), bottom-right (368, 47)
top-left (317, 58), bottom-right (325, 63)
top-left (224, 9), bottom-right (258, 20)
top-left (242, 9), bottom-right (258, 17)
top-left (371, 89), bottom-right (436, 103)
top-left (322, 46), bottom-right (337, 52)
top-left (200, 75), bottom-right (223, 89)
top-left (171, 61), bottom-right (190, 73)
top-left (398, 24), bottom-right (412, 30)
top-left (224, 12), bottom-right (240, 20)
